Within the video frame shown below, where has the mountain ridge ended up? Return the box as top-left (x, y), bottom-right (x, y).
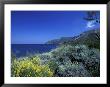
top-left (45, 29), bottom-right (100, 49)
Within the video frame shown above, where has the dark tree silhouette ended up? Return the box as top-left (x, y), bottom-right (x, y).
top-left (84, 11), bottom-right (100, 23)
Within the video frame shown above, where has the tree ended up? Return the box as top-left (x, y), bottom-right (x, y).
top-left (84, 11), bottom-right (100, 23)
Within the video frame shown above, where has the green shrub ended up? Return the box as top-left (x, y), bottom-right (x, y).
top-left (30, 57), bottom-right (41, 65)
top-left (50, 45), bottom-right (88, 63)
top-left (11, 52), bottom-right (16, 63)
top-left (38, 52), bottom-right (52, 64)
top-left (47, 60), bottom-right (58, 73)
top-left (50, 44), bottom-right (100, 77)
top-left (82, 49), bottom-right (100, 76)
top-left (56, 62), bottom-right (91, 77)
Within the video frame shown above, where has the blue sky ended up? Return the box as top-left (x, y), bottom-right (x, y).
top-left (11, 11), bottom-right (100, 44)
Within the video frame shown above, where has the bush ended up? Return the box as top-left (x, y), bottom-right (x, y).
top-left (11, 44), bottom-right (100, 77)
top-left (38, 52), bottom-right (52, 65)
top-left (50, 45), bottom-right (88, 64)
top-left (50, 44), bottom-right (100, 77)
top-left (47, 60), bottom-right (58, 73)
top-left (56, 62), bottom-right (91, 77)
top-left (50, 45), bottom-right (74, 64)
top-left (82, 48), bottom-right (100, 76)
top-left (11, 56), bottom-right (53, 77)
top-left (11, 52), bottom-right (16, 63)
top-left (30, 57), bottom-right (41, 65)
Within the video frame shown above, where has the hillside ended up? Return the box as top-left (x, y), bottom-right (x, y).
top-left (46, 29), bottom-right (100, 49)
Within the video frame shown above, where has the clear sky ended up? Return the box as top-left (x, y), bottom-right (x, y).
top-left (11, 11), bottom-right (100, 44)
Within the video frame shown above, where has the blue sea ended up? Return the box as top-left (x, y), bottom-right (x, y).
top-left (11, 44), bottom-right (58, 58)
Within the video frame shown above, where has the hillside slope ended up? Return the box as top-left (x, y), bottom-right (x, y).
top-left (46, 29), bottom-right (100, 49)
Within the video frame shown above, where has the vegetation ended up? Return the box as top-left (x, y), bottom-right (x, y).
top-left (46, 29), bottom-right (100, 49)
top-left (11, 11), bottom-right (100, 77)
top-left (11, 44), bottom-right (100, 77)
top-left (84, 11), bottom-right (100, 23)
top-left (11, 56), bottom-right (53, 77)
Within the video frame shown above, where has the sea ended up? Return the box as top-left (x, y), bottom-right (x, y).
top-left (11, 44), bottom-right (58, 58)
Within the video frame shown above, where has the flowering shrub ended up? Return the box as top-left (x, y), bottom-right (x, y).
top-left (11, 56), bottom-right (53, 77)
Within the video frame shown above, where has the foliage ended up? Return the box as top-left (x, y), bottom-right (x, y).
top-left (82, 48), bottom-right (100, 76)
top-left (50, 44), bottom-right (100, 77)
top-left (11, 44), bottom-right (100, 77)
top-left (11, 56), bottom-right (53, 77)
top-left (56, 62), bottom-right (91, 77)
top-left (38, 52), bottom-right (52, 65)
top-left (11, 52), bottom-right (16, 63)
top-left (47, 60), bottom-right (58, 73)
top-left (84, 11), bottom-right (100, 23)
